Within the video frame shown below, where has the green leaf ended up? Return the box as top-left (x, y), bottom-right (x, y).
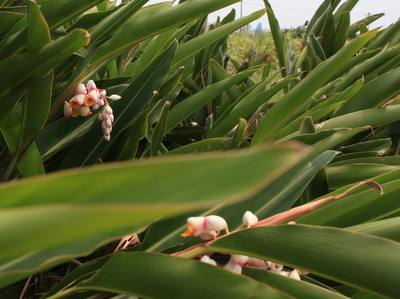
top-left (165, 67), bottom-right (259, 134)
top-left (150, 101), bottom-right (170, 156)
top-left (207, 225), bottom-right (400, 298)
top-left (172, 10), bottom-right (265, 67)
top-left (263, 3), bottom-right (288, 79)
top-left (74, 252), bottom-right (292, 299)
top-left (89, 0), bottom-right (245, 66)
top-left (318, 105), bottom-right (400, 131)
top-left (27, 0), bottom-right (50, 51)
top-left (334, 66), bottom-right (400, 116)
top-left (243, 268), bottom-right (348, 299)
top-left (19, 72), bottom-right (53, 153)
top-left (89, 0), bottom-right (148, 44)
top-left (0, 108), bottom-right (45, 179)
top-left (348, 14), bottom-right (384, 37)
top-left (40, 0), bottom-right (104, 30)
top-left (334, 45), bottom-right (400, 92)
top-left (252, 29), bottom-right (378, 144)
top-left (0, 29), bottom-right (90, 122)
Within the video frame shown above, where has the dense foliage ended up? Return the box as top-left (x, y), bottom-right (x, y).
top-left (0, 0), bottom-right (399, 298)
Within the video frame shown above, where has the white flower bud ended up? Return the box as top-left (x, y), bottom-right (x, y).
top-left (242, 211), bottom-right (258, 228)
top-left (107, 94), bottom-right (122, 101)
top-left (109, 114), bottom-right (114, 123)
top-left (75, 94), bottom-right (85, 106)
top-left (200, 255), bottom-right (217, 266)
top-left (91, 104), bottom-right (100, 111)
top-left (199, 231), bottom-right (217, 240)
top-left (64, 102), bottom-right (72, 117)
top-left (105, 118), bottom-right (112, 128)
top-left (104, 134), bottom-right (110, 141)
top-left (288, 269), bottom-right (301, 280)
top-left (204, 215), bottom-right (228, 232)
top-left (224, 262), bottom-right (243, 274)
top-left (79, 106), bottom-right (91, 116)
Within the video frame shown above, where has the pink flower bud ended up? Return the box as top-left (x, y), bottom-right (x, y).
top-left (247, 257), bottom-right (267, 269)
top-left (100, 89), bottom-right (106, 98)
top-left (109, 114), bottom-right (114, 123)
top-left (86, 79), bottom-right (97, 91)
top-left (270, 263), bottom-right (283, 273)
top-left (76, 83), bottom-right (87, 95)
top-left (104, 134), bottom-right (110, 142)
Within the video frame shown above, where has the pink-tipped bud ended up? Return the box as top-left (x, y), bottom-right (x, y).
top-left (104, 134), bottom-right (111, 142)
top-left (109, 114), bottom-right (114, 122)
top-left (96, 98), bottom-right (105, 107)
top-left (103, 127), bottom-right (111, 135)
top-left (86, 79), bottom-right (97, 91)
top-left (105, 105), bottom-right (113, 115)
top-left (91, 104), bottom-right (100, 111)
top-left (107, 94), bottom-right (121, 101)
top-left (242, 211), bottom-right (258, 228)
top-left (98, 113), bottom-right (104, 121)
top-left (100, 89), bottom-right (106, 98)
top-left (101, 121), bottom-right (107, 131)
top-left (270, 263), bottom-right (283, 273)
top-left (287, 221), bottom-right (297, 225)
top-left (247, 257), bottom-right (267, 269)
top-left (105, 119), bottom-right (112, 128)
top-left (76, 83), bottom-right (87, 95)
top-left (229, 254), bottom-right (249, 267)
top-left (64, 102), bottom-right (72, 117)
top-left (200, 255), bottom-right (217, 266)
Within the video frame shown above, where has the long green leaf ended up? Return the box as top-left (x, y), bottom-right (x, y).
top-left (73, 252), bottom-right (292, 299)
top-left (207, 225), bottom-right (400, 298)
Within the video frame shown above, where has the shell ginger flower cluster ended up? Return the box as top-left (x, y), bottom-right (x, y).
top-left (64, 80), bottom-right (121, 141)
top-left (184, 211), bottom-right (305, 280)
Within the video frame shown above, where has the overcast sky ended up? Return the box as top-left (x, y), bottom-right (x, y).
top-left (143, 0), bottom-right (399, 30)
